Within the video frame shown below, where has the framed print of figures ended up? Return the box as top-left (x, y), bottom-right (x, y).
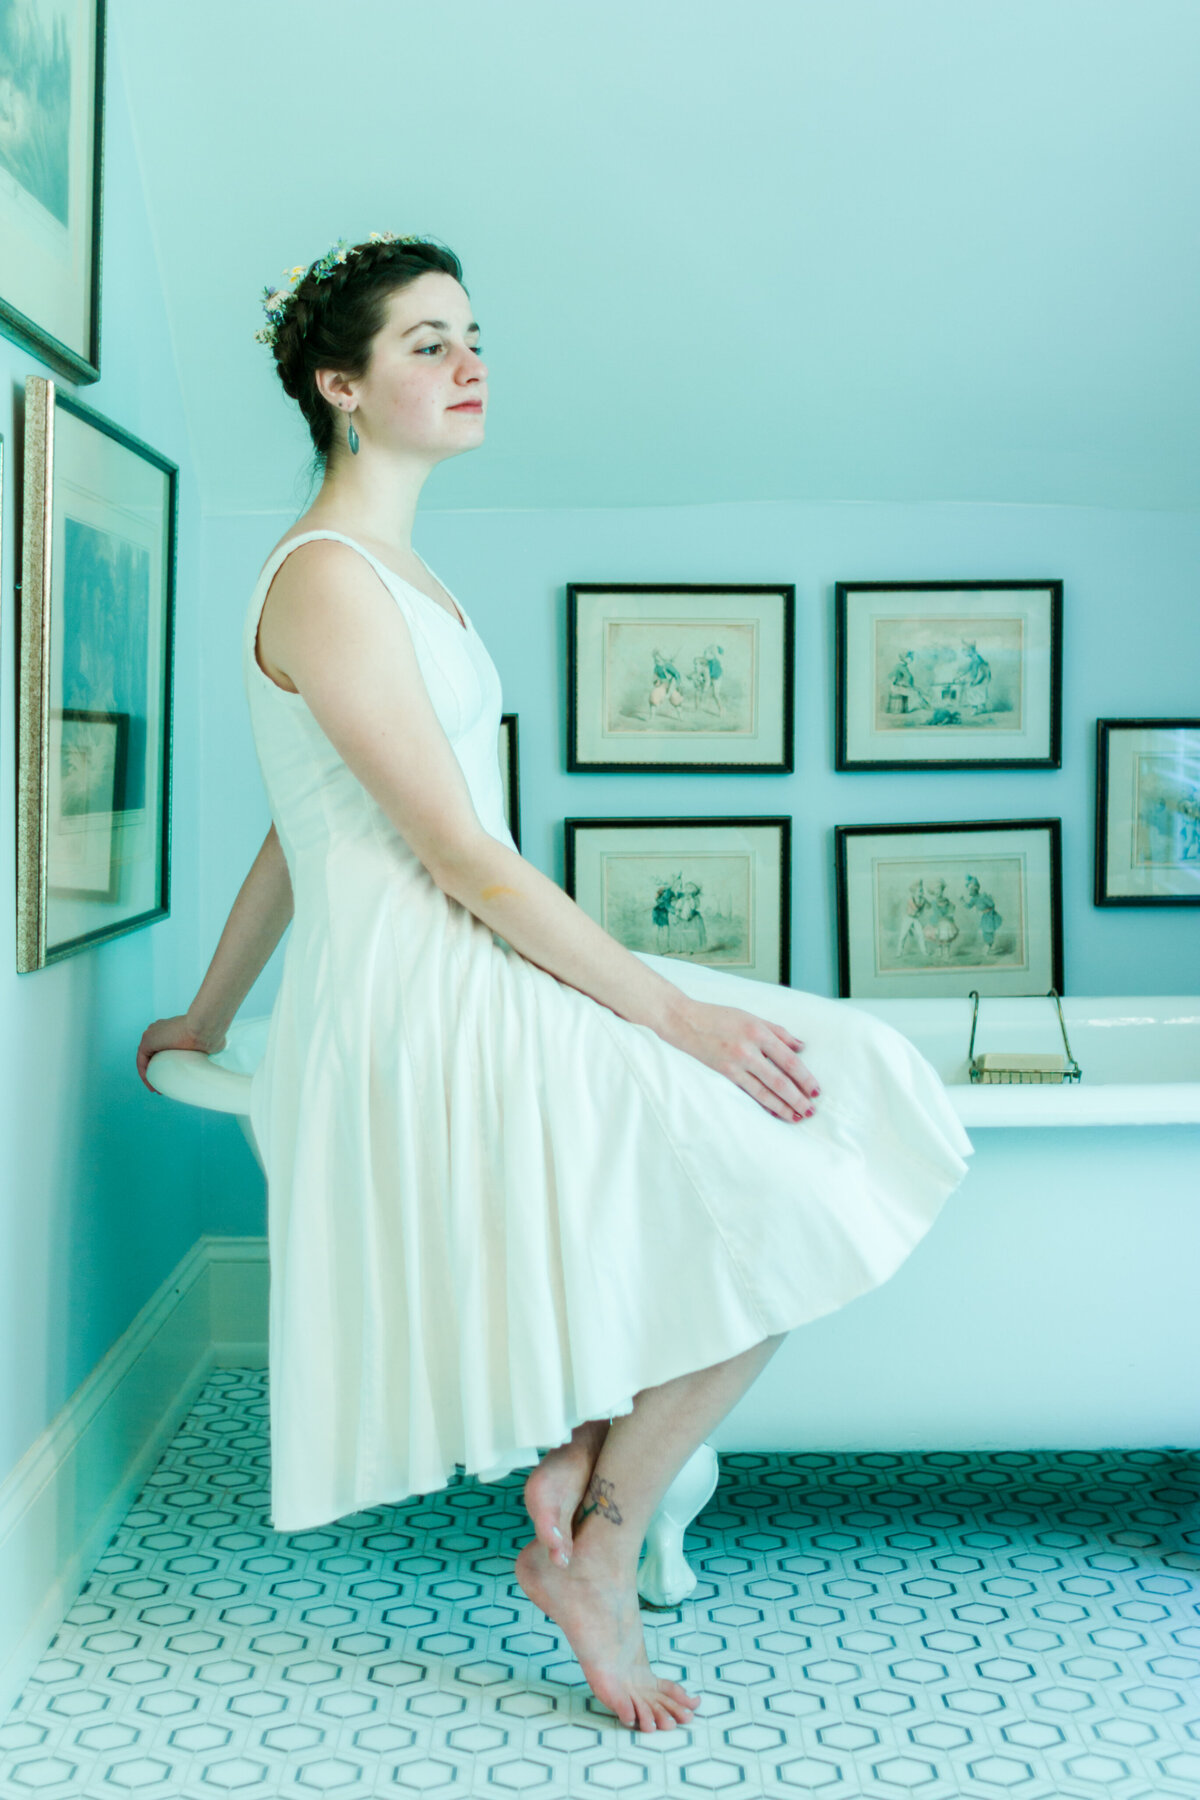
top-left (565, 816), bottom-right (791, 984)
top-left (0, 0), bottom-right (107, 382)
top-left (17, 376), bottom-right (177, 971)
top-left (567, 582), bottom-right (794, 772)
top-left (835, 819), bottom-right (1063, 999)
top-left (1095, 718), bottom-right (1200, 906)
top-left (836, 580), bottom-right (1062, 770)
top-left (498, 711), bottom-right (521, 851)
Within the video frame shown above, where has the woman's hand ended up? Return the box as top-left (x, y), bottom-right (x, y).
top-left (137, 1015), bottom-right (226, 1093)
top-left (657, 997), bottom-right (820, 1122)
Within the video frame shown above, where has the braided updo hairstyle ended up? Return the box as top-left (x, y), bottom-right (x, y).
top-left (267, 236), bottom-right (465, 464)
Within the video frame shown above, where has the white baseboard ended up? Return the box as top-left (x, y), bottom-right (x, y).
top-left (0, 1236), bottom-right (269, 1724)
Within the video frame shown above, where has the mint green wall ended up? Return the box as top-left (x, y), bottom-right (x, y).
top-left (116, 0), bottom-right (1200, 518)
top-left (0, 32), bottom-right (204, 1483)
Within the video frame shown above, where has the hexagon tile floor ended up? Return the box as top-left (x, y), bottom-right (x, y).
top-left (1, 1372), bottom-right (1198, 1800)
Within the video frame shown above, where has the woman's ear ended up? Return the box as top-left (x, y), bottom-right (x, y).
top-left (315, 368), bottom-right (352, 410)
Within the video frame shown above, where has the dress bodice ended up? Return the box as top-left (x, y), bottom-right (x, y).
top-left (242, 529), bottom-right (515, 904)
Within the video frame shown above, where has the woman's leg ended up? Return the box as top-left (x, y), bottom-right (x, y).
top-left (515, 1329), bottom-right (788, 1733)
top-left (524, 1417), bottom-right (611, 1566)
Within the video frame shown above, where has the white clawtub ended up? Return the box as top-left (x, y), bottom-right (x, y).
top-left (147, 992), bottom-right (1200, 1605)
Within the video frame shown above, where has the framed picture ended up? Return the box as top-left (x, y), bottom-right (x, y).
top-left (565, 816), bottom-right (791, 984)
top-left (835, 818), bottom-right (1064, 999)
top-left (836, 580), bottom-right (1063, 770)
top-left (17, 376), bottom-right (178, 971)
top-left (567, 582), bottom-right (795, 772)
top-left (0, 0), bottom-right (107, 382)
top-left (498, 711), bottom-right (521, 851)
top-left (1095, 718), bottom-right (1200, 906)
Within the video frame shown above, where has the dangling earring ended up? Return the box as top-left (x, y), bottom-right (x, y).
top-left (346, 408), bottom-right (360, 455)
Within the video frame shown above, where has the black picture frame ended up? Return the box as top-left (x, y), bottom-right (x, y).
top-left (565, 814), bottom-right (792, 985)
top-left (498, 711), bottom-right (521, 852)
top-left (835, 580), bottom-right (1063, 771)
top-left (0, 0), bottom-right (107, 383)
top-left (1095, 717), bottom-right (1200, 907)
top-left (834, 817), bottom-right (1064, 999)
top-left (567, 582), bottom-right (795, 773)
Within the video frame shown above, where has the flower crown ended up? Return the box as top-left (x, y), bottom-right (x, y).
top-left (252, 230), bottom-right (433, 347)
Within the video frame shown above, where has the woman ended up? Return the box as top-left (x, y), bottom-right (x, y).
top-left (136, 233), bottom-right (972, 1736)
top-left (925, 879), bottom-right (960, 961)
top-left (668, 879), bottom-right (708, 956)
top-left (957, 639), bottom-right (992, 715)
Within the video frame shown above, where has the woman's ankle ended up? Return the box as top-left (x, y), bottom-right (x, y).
top-left (570, 1500), bottom-right (647, 1582)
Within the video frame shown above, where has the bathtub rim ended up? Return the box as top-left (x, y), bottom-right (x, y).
top-left (145, 996), bottom-right (1200, 1130)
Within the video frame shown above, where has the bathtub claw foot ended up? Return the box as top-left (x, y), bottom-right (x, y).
top-left (637, 1441), bottom-right (719, 1609)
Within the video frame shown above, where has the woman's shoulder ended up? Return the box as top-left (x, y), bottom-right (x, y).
top-left (257, 525), bottom-right (373, 592)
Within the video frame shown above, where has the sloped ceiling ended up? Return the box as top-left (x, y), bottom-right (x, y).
top-left (115, 0), bottom-right (1200, 516)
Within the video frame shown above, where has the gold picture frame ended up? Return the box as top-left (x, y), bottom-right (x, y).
top-left (17, 376), bottom-right (178, 970)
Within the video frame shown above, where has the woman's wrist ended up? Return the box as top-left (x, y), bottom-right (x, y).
top-left (185, 997), bottom-right (232, 1051)
top-left (646, 978), bottom-right (700, 1043)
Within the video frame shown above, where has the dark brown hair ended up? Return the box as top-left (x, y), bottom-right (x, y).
top-left (268, 236), bottom-right (466, 464)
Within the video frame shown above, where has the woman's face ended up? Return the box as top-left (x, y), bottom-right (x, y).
top-left (355, 269), bottom-right (487, 460)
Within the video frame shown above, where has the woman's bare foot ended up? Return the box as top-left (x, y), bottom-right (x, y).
top-left (523, 1420), bottom-right (608, 1569)
top-left (515, 1535), bottom-right (701, 1732)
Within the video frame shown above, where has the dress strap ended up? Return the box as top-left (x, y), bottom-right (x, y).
top-left (249, 529), bottom-right (469, 636)
top-left (254, 529), bottom-right (383, 591)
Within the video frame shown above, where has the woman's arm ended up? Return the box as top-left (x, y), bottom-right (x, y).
top-left (136, 822), bottom-right (293, 1090)
top-left (187, 822), bottom-right (294, 1045)
top-left (263, 540), bottom-right (820, 1124)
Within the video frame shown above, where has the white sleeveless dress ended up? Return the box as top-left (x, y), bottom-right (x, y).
top-left (243, 529), bottom-right (973, 1532)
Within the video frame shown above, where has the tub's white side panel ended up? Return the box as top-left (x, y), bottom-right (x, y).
top-left (951, 1082), bottom-right (1200, 1127)
top-left (715, 1123), bottom-right (1200, 1453)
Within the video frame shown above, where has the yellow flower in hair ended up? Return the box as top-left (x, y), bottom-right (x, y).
top-left (256, 232), bottom-right (429, 349)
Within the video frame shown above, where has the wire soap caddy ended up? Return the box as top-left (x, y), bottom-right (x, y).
top-left (967, 988), bottom-right (1083, 1085)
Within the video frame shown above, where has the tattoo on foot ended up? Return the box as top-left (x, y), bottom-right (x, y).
top-left (578, 1474), bottom-right (623, 1525)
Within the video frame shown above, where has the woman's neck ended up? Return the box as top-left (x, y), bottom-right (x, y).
top-left (304, 458), bottom-right (428, 557)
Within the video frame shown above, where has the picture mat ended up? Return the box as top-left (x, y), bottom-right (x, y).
top-left (1104, 726), bottom-right (1200, 899)
top-left (844, 588), bottom-right (1054, 763)
top-left (570, 823), bottom-right (784, 981)
top-left (46, 404), bottom-right (170, 948)
top-left (0, 0), bottom-right (98, 358)
top-left (842, 826), bottom-right (1056, 998)
top-left (575, 589), bottom-right (787, 764)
